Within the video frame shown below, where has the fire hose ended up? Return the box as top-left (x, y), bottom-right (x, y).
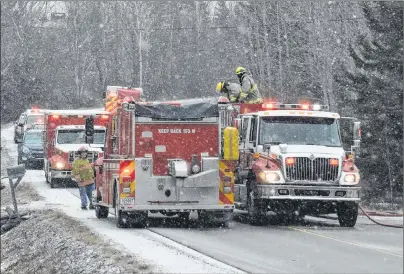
top-left (358, 204), bottom-right (403, 229)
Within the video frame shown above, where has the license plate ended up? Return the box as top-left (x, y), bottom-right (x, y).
top-left (120, 197), bottom-right (135, 205)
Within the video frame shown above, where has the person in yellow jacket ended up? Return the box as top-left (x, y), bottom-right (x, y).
top-left (216, 81), bottom-right (242, 102)
top-left (236, 66), bottom-right (263, 104)
top-left (72, 146), bottom-right (95, 210)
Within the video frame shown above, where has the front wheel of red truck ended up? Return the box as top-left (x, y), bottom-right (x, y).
top-left (247, 191), bottom-right (267, 226)
top-left (337, 202), bottom-right (359, 227)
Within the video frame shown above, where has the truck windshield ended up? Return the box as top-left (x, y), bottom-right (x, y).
top-left (259, 116), bottom-right (341, 147)
top-left (24, 131), bottom-right (43, 144)
top-left (26, 115), bottom-right (44, 125)
top-left (57, 129), bottom-right (105, 144)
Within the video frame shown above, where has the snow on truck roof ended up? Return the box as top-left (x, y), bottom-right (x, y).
top-left (46, 108), bottom-right (109, 115)
top-left (253, 110), bottom-right (340, 119)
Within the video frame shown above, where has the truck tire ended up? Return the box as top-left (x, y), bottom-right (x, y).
top-left (50, 178), bottom-right (57, 188)
top-left (221, 219), bottom-right (231, 229)
top-left (95, 205), bottom-right (109, 219)
top-left (178, 212), bottom-right (191, 227)
top-left (337, 202), bottom-right (359, 227)
top-left (131, 212), bottom-right (147, 228)
top-left (114, 186), bottom-right (129, 228)
top-left (247, 191), bottom-right (266, 226)
top-left (45, 164), bottom-right (50, 184)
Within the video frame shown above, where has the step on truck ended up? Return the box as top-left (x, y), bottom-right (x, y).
top-left (89, 99), bottom-right (239, 228)
top-left (43, 109), bottom-right (110, 188)
top-left (227, 102), bottom-right (362, 227)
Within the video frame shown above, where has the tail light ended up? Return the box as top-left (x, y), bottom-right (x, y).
top-left (122, 176), bottom-right (131, 193)
top-left (101, 115), bottom-right (109, 119)
top-left (52, 115), bottom-right (59, 119)
top-left (120, 160), bottom-right (135, 195)
top-left (222, 176), bottom-right (232, 187)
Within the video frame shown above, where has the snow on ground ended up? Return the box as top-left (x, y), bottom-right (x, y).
top-left (1, 123), bottom-right (243, 274)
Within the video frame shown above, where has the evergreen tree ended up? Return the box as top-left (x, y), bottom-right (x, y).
top-left (340, 2), bottom-right (403, 203)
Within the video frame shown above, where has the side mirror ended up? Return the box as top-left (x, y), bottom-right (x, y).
top-left (102, 91), bottom-right (106, 100)
top-left (352, 121), bottom-right (361, 154)
top-left (263, 143), bottom-right (271, 152)
top-left (85, 117), bottom-right (94, 144)
top-left (353, 121), bottom-right (361, 141)
top-left (18, 123), bottom-right (24, 127)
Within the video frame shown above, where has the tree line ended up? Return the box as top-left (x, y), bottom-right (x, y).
top-left (1, 1), bottom-right (402, 203)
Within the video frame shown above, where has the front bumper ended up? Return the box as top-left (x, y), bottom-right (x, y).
top-left (256, 185), bottom-right (360, 201)
top-left (51, 169), bottom-right (72, 179)
top-left (119, 204), bottom-right (234, 212)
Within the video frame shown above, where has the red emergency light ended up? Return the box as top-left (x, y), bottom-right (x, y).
top-left (52, 114), bottom-right (60, 119)
top-left (262, 103), bottom-right (278, 110)
top-left (101, 115), bottom-right (109, 120)
top-left (31, 106), bottom-right (40, 113)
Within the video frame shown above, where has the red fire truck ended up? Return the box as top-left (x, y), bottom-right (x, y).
top-left (89, 99), bottom-right (239, 228)
top-left (43, 109), bottom-right (110, 188)
top-left (228, 102), bottom-right (362, 227)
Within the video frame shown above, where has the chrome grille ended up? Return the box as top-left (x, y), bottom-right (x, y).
top-left (285, 157), bottom-right (339, 181)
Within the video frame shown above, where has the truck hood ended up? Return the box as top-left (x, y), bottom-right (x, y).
top-left (258, 145), bottom-right (345, 158)
top-left (55, 144), bottom-right (103, 153)
top-left (24, 143), bottom-right (44, 151)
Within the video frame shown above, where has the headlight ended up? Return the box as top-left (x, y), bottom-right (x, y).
top-left (344, 174), bottom-right (355, 183)
top-left (343, 173), bottom-right (360, 184)
top-left (55, 161), bottom-right (65, 169)
top-left (257, 171), bottom-right (281, 183)
top-left (22, 147), bottom-right (30, 154)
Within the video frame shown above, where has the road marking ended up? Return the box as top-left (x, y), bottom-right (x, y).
top-left (289, 226), bottom-right (403, 258)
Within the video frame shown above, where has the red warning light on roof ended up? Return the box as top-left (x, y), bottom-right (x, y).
top-left (262, 103), bottom-right (275, 109)
top-left (31, 106), bottom-right (40, 112)
top-left (301, 104), bottom-right (310, 110)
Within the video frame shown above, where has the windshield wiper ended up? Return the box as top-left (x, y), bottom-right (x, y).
top-left (305, 143), bottom-right (340, 147)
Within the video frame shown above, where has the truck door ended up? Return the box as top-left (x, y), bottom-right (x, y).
top-left (238, 116), bottom-right (251, 177)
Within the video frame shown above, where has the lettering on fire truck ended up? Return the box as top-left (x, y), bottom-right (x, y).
top-left (157, 128), bottom-right (196, 134)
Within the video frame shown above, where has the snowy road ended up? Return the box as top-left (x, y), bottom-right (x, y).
top-left (2, 124), bottom-right (403, 273)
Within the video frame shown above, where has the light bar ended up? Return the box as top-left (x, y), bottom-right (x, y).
top-left (261, 103), bottom-right (329, 111)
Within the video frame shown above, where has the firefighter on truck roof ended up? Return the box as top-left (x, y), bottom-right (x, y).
top-left (72, 146), bottom-right (95, 210)
top-left (236, 66), bottom-right (263, 104)
top-left (216, 81), bottom-right (242, 103)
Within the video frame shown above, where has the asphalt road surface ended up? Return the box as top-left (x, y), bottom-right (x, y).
top-left (65, 188), bottom-right (403, 273)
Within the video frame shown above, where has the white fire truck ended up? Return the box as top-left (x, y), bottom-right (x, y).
top-left (228, 102), bottom-right (362, 227)
top-left (89, 99), bottom-right (239, 228)
top-left (43, 109), bottom-right (109, 188)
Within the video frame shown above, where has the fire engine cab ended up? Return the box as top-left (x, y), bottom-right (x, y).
top-left (43, 109), bottom-right (110, 188)
top-left (89, 98), bottom-right (239, 228)
top-left (229, 102), bottom-right (362, 227)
